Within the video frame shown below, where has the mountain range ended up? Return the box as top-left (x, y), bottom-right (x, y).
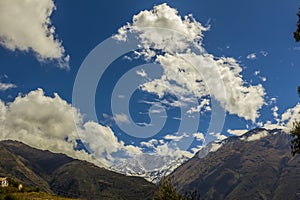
top-left (110, 153), bottom-right (189, 183)
top-left (1, 128), bottom-right (300, 200)
top-left (171, 128), bottom-right (300, 200)
top-left (0, 140), bottom-right (156, 200)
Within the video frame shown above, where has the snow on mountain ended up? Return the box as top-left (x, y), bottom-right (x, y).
top-left (110, 153), bottom-right (189, 183)
top-left (110, 128), bottom-right (284, 183)
top-left (197, 128), bottom-right (283, 158)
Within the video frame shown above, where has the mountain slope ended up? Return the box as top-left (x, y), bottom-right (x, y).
top-left (171, 129), bottom-right (300, 200)
top-left (0, 140), bottom-right (156, 200)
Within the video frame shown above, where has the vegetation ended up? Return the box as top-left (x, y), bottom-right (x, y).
top-left (153, 177), bottom-right (201, 200)
top-left (12, 192), bottom-right (79, 200)
top-left (291, 85), bottom-right (300, 156)
top-left (0, 178), bottom-right (78, 200)
top-left (291, 121), bottom-right (300, 156)
top-left (294, 8), bottom-right (300, 42)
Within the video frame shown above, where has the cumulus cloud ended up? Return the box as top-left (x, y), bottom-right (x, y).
top-left (114, 3), bottom-right (265, 122)
top-left (0, 0), bottom-right (69, 68)
top-left (79, 121), bottom-right (142, 163)
top-left (0, 89), bottom-right (91, 162)
top-left (260, 103), bottom-right (300, 132)
top-left (280, 103), bottom-right (300, 130)
top-left (114, 3), bottom-right (208, 56)
top-left (0, 89), bottom-right (142, 167)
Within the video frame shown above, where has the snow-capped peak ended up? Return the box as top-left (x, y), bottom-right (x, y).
top-left (110, 153), bottom-right (189, 183)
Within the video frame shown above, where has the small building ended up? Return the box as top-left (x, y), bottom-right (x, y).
top-left (0, 177), bottom-right (8, 187)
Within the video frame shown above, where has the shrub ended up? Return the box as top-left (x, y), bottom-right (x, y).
top-left (153, 177), bottom-right (201, 200)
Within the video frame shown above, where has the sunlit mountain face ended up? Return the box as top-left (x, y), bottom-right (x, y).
top-left (171, 129), bottom-right (300, 200)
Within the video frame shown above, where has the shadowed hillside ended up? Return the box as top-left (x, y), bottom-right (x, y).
top-left (0, 140), bottom-right (156, 200)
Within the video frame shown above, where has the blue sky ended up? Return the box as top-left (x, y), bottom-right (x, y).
top-left (1, 0), bottom-right (300, 169)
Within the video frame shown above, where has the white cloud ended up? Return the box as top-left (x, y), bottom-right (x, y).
top-left (209, 132), bottom-right (227, 141)
top-left (262, 121), bottom-right (285, 130)
top-left (0, 89), bottom-right (203, 178)
top-left (0, 82), bottom-right (16, 91)
top-left (254, 71), bottom-right (266, 82)
top-left (0, 0), bottom-right (69, 68)
top-left (260, 104), bottom-right (300, 132)
top-left (193, 132), bottom-right (205, 141)
top-left (140, 139), bottom-right (159, 148)
top-left (149, 108), bottom-right (164, 114)
top-left (0, 89), bottom-right (142, 168)
top-left (187, 99), bottom-right (210, 114)
top-left (247, 51), bottom-right (267, 60)
top-left (280, 103), bottom-right (300, 130)
top-left (258, 103), bottom-right (300, 132)
top-left (227, 129), bottom-right (247, 136)
top-left (269, 97), bottom-right (277, 104)
top-left (260, 77), bottom-right (267, 82)
top-left (143, 53), bottom-right (265, 122)
top-left (79, 121), bottom-right (142, 163)
top-left (164, 133), bottom-right (188, 141)
top-left (114, 3), bottom-right (265, 122)
top-left (247, 53), bottom-right (257, 60)
top-left (114, 3), bottom-right (208, 59)
top-left (136, 69), bottom-right (148, 77)
top-left (114, 113), bottom-right (130, 124)
top-left (0, 89), bottom-right (94, 163)
top-left (154, 143), bottom-right (192, 158)
top-left (272, 106), bottom-right (279, 122)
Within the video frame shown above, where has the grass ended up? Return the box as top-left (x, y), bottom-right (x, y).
top-left (0, 182), bottom-right (81, 200)
top-left (12, 192), bottom-right (80, 200)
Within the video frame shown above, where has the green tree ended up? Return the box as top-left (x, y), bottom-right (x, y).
top-left (291, 121), bottom-right (300, 156)
top-left (153, 177), bottom-right (201, 200)
top-left (183, 189), bottom-right (202, 200)
top-left (294, 8), bottom-right (300, 42)
top-left (154, 177), bottom-right (182, 200)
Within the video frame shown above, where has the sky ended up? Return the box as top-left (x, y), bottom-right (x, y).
top-left (0, 0), bottom-right (300, 170)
